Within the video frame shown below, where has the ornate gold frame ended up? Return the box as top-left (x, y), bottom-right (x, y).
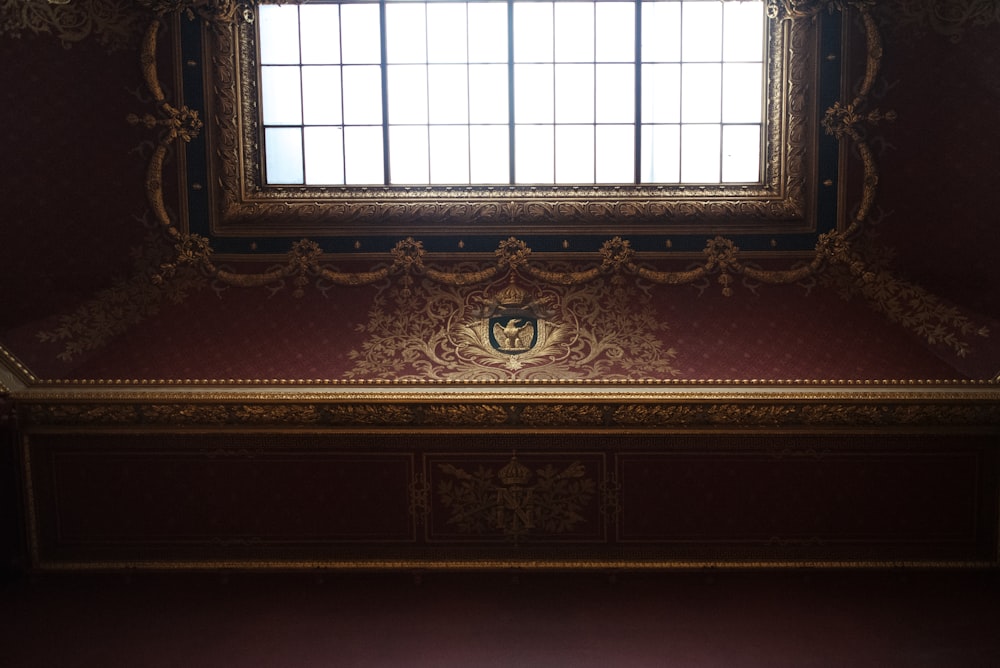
top-left (198, 1), bottom-right (820, 238)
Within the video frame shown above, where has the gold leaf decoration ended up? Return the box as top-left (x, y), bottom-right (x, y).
top-left (0, 0), bottom-right (146, 51)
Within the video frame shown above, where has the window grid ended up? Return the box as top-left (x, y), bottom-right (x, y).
top-left (258, 0), bottom-right (764, 187)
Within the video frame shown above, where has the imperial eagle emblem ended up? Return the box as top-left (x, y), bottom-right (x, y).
top-left (490, 316), bottom-right (537, 353)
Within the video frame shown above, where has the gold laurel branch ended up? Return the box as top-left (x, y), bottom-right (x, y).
top-left (524, 266), bottom-right (602, 286)
top-left (633, 265), bottom-right (708, 285)
top-left (742, 263), bottom-right (820, 285)
top-left (317, 267), bottom-right (393, 287)
top-left (424, 266), bottom-right (499, 287)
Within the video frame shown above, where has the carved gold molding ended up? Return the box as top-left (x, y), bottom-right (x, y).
top-left (0, 0), bottom-right (146, 50)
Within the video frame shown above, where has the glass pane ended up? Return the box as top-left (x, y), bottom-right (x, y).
top-left (265, 127), bottom-right (304, 184)
top-left (388, 64), bottom-right (428, 124)
top-left (641, 1), bottom-right (680, 63)
top-left (344, 126), bottom-right (384, 184)
top-left (300, 5), bottom-right (340, 64)
top-left (641, 124), bottom-right (679, 183)
top-left (596, 64), bottom-right (634, 123)
top-left (682, 1), bottom-right (722, 62)
top-left (596, 124), bottom-right (634, 183)
top-left (722, 62), bottom-right (763, 124)
top-left (428, 64), bottom-right (469, 124)
top-left (470, 125), bottom-right (510, 183)
top-left (258, 4), bottom-right (299, 65)
top-left (514, 2), bottom-right (553, 62)
top-left (554, 2), bottom-right (594, 63)
top-left (468, 3), bottom-right (508, 63)
top-left (595, 1), bottom-right (634, 63)
top-left (556, 125), bottom-right (594, 183)
top-left (642, 63), bottom-right (680, 124)
top-left (386, 3), bottom-right (427, 64)
top-left (427, 3), bottom-right (468, 63)
top-left (302, 66), bottom-right (342, 125)
top-left (555, 64), bottom-right (594, 124)
top-left (304, 126), bottom-right (345, 185)
top-left (515, 124), bottom-right (554, 183)
top-left (430, 126), bottom-right (470, 184)
top-left (261, 66), bottom-right (302, 125)
top-left (724, 1), bottom-right (764, 62)
top-left (340, 4), bottom-right (381, 64)
top-left (469, 64), bottom-right (509, 124)
top-left (681, 124), bottom-right (721, 183)
top-left (342, 65), bottom-right (383, 125)
top-left (681, 63), bottom-right (721, 123)
top-left (722, 124), bottom-right (760, 182)
top-left (514, 64), bottom-right (554, 123)
top-left (390, 126), bottom-right (430, 184)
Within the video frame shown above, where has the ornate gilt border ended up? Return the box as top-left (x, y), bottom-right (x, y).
top-left (200, 2), bottom-right (818, 237)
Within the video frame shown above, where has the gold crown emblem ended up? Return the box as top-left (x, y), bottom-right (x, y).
top-left (496, 278), bottom-right (527, 307)
top-left (498, 455), bottom-right (532, 486)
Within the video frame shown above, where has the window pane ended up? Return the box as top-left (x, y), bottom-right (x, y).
top-left (555, 64), bottom-right (594, 124)
top-left (390, 126), bottom-right (430, 183)
top-left (386, 3), bottom-right (427, 64)
top-left (258, 4), bottom-right (299, 65)
top-left (681, 124), bottom-right (721, 183)
top-left (681, 63), bottom-right (721, 123)
top-left (554, 2), bottom-right (594, 63)
top-left (682, 1), bottom-right (722, 62)
top-left (302, 66), bottom-right (342, 125)
top-left (427, 3), bottom-right (468, 63)
top-left (261, 66), bottom-right (302, 125)
top-left (514, 2), bottom-right (553, 62)
top-left (428, 64), bottom-right (469, 124)
top-left (556, 125), bottom-right (595, 183)
top-left (470, 125), bottom-right (510, 183)
top-left (641, 124), bottom-right (680, 183)
top-left (300, 5), bottom-right (340, 64)
top-left (342, 65), bottom-right (383, 124)
top-left (340, 4), bottom-right (381, 64)
top-left (641, 1), bottom-right (680, 63)
top-left (515, 125), bottom-right (554, 183)
top-left (596, 124), bottom-right (634, 183)
top-left (722, 63), bottom-right (762, 123)
top-left (468, 3), bottom-right (508, 63)
top-left (596, 63), bottom-right (634, 123)
top-left (387, 64), bottom-right (428, 124)
top-left (304, 126), bottom-right (344, 185)
top-left (722, 124), bottom-right (760, 182)
top-left (514, 64), bottom-right (554, 123)
top-left (469, 64), bottom-right (509, 124)
top-left (724, 1), bottom-right (764, 62)
top-left (344, 126), bottom-right (384, 184)
top-left (265, 127), bottom-right (304, 184)
top-left (642, 63), bottom-right (680, 124)
top-left (595, 1), bottom-right (634, 63)
top-left (430, 126), bottom-right (470, 184)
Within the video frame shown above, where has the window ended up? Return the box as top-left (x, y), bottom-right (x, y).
top-left (256, 0), bottom-right (765, 187)
top-left (184, 0), bottom-right (839, 252)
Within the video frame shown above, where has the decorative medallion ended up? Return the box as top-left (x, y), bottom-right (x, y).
top-left (436, 455), bottom-right (596, 542)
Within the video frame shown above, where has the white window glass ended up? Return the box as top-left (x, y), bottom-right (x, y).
top-left (596, 64), bottom-right (634, 123)
top-left (724, 1), bottom-right (764, 61)
top-left (468, 3), bottom-right (508, 63)
top-left (302, 66), bottom-right (342, 125)
top-left (469, 64), bottom-right (508, 124)
top-left (555, 64), bottom-right (594, 124)
top-left (596, 124), bottom-right (634, 183)
top-left (342, 65), bottom-right (383, 125)
top-left (390, 126), bottom-right (430, 183)
top-left (554, 3), bottom-right (594, 63)
top-left (340, 4), bottom-right (381, 64)
top-left (265, 127), bottom-right (304, 184)
top-left (723, 63), bottom-right (763, 123)
top-left (514, 64), bottom-right (554, 124)
top-left (722, 124), bottom-right (760, 182)
top-left (428, 64), bottom-right (469, 124)
top-left (300, 5), bottom-right (341, 64)
top-left (642, 63), bottom-right (680, 124)
top-left (682, 1), bottom-right (722, 62)
top-left (514, 2), bottom-right (553, 62)
top-left (304, 126), bottom-right (345, 184)
top-left (681, 124), bottom-right (721, 183)
top-left (681, 63), bottom-right (721, 123)
top-left (470, 125), bottom-right (510, 183)
top-left (641, 124), bottom-right (680, 183)
top-left (595, 2), bottom-right (634, 62)
top-left (556, 125), bottom-right (595, 183)
top-left (515, 124), bottom-right (554, 183)
top-left (387, 64), bottom-right (428, 124)
top-left (427, 3), bottom-right (468, 63)
top-left (344, 126), bottom-right (384, 184)
top-left (261, 66), bottom-right (302, 125)
top-left (259, 4), bottom-right (300, 64)
top-left (386, 3), bottom-right (427, 64)
top-left (641, 1), bottom-right (680, 63)
top-left (430, 126), bottom-right (471, 184)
